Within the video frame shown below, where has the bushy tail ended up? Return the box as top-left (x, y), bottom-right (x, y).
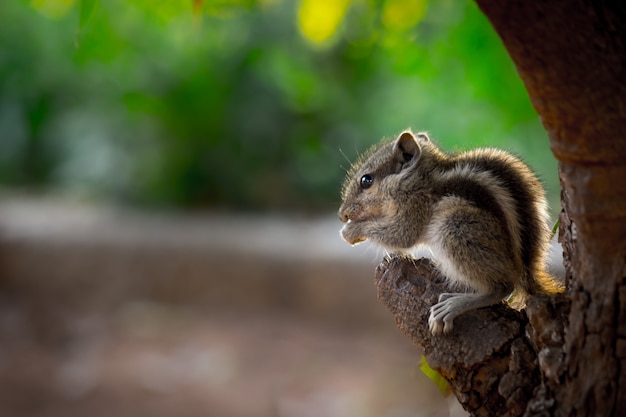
top-left (508, 268), bottom-right (564, 309)
top-left (532, 269), bottom-right (565, 295)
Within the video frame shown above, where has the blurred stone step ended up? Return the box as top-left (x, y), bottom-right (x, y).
top-left (0, 304), bottom-right (464, 417)
top-left (0, 197), bottom-right (392, 330)
top-left (0, 196), bottom-right (475, 417)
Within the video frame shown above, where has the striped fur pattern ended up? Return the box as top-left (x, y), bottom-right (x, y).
top-left (338, 130), bottom-right (563, 334)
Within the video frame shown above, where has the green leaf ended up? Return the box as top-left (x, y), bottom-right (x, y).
top-left (419, 355), bottom-right (451, 396)
top-left (79, 0), bottom-right (98, 29)
top-left (550, 219), bottom-right (560, 240)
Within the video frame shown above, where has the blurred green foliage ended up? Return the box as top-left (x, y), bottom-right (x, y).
top-left (0, 0), bottom-right (559, 213)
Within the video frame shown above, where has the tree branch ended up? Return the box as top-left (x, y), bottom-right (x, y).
top-left (375, 256), bottom-right (570, 417)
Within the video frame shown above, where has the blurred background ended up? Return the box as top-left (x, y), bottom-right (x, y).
top-left (0, 0), bottom-right (558, 416)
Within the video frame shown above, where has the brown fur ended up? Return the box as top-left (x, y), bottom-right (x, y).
top-left (338, 130), bottom-right (563, 334)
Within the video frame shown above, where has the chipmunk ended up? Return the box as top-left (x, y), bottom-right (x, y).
top-left (338, 130), bottom-right (563, 335)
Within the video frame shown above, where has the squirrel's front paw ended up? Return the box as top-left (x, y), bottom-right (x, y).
top-left (428, 293), bottom-right (459, 335)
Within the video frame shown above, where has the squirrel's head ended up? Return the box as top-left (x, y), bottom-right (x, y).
top-left (338, 130), bottom-right (430, 248)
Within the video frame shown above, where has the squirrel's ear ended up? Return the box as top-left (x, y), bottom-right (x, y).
top-left (415, 132), bottom-right (430, 142)
top-left (394, 131), bottom-right (422, 167)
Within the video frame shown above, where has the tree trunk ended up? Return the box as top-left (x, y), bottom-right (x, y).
top-left (375, 1), bottom-right (626, 416)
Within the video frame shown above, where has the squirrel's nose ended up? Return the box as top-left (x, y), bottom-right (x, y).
top-left (338, 210), bottom-right (349, 223)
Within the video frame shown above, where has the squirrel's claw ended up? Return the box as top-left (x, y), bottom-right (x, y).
top-left (429, 293), bottom-right (461, 335)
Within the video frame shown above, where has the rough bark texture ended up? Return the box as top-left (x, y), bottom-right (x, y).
top-left (376, 257), bottom-right (569, 416)
top-left (376, 1), bottom-right (626, 416)
top-left (476, 1), bottom-right (626, 416)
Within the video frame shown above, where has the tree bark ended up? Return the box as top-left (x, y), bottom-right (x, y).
top-left (476, 2), bottom-right (626, 415)
top-left (375, 257), bottom-right (569, 416)
top-left (376, 1), bottom-right (626, 416)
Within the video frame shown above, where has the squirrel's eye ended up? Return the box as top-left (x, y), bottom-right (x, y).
top-left (360, 174), bottom-right (374, 190)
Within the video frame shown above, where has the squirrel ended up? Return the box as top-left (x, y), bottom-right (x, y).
top-left (338, 130), bottom-right (563, 335)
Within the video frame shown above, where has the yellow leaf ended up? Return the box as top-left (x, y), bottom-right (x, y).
top-left (419, 355), bottom-right (451, 396)
top-left (297, 0), bottom-right (350, 45)
top-left (382, 0), bottom-right (427, 31)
